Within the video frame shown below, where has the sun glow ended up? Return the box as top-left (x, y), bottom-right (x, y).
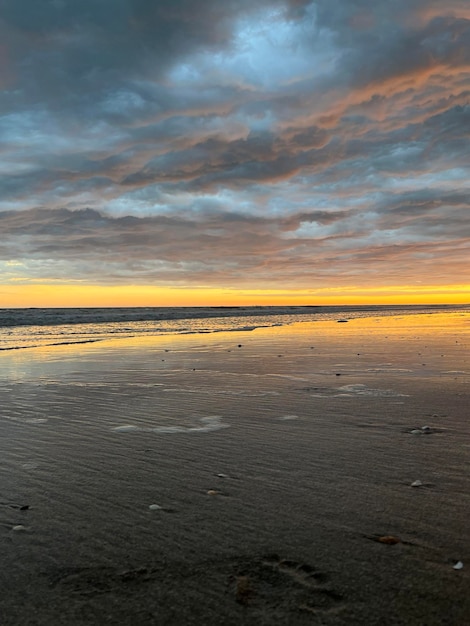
top-left (0, 283), bottom-right (468, 308)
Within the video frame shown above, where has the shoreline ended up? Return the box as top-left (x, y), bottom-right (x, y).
top-left (0, 303), bottom-right (467, 328)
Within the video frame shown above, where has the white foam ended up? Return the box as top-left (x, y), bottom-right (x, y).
top-left (112, 424), bottom-right (140, 432)
top-left (163, 387), bottom-right (279, 397)
top-left (185, 416), bottom-right (229, 433)
top-left (308, 384), bottom-right (408, 398)
top-left (153, 426), bottom-right (186, 433)
top-left (112, 416), bottom-right (229, 435)
top-left (337, 384), bottom-right (408, 398)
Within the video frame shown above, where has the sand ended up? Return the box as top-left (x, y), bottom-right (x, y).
top-left (1, 313), bottom-right (469, 625)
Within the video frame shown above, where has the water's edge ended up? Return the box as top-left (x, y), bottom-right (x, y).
top-left (0, 304), bottom-right (466, 328)
top-left (0, 305), bottom-right (468, 352)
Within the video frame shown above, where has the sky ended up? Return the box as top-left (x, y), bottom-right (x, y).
top-left (0, 0), bottom-right (469, 307)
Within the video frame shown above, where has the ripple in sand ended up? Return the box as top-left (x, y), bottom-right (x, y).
top-left (21, 462), bottom-right (38, 470)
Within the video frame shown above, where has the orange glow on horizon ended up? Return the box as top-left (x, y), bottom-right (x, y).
top-left (0, 283), bottom-right (468, 308)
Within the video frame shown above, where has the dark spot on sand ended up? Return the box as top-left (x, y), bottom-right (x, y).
top-left (234, 575), bottom-right (253, 604)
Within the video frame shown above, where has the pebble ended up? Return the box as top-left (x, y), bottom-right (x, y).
top-left (149, 504), bottom-right (162, 511)
top-left (207, 490), bottom-right (220, 496)
top-left (453, 561), bottom-right (464, 570)
top-left (410, 425), bottom-right (434, 435)
top-left (12, 525), bottom-right (26, 532)
top-left (411, 480), bottom-right (423, 487)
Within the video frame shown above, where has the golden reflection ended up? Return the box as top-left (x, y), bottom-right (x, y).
top-left (1, 311), bottom-right (468, 385)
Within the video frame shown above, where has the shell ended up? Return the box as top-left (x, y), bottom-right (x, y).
top-left (377, 535), bottom-right (401, 545)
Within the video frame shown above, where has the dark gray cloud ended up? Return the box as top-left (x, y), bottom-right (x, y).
top-left (0, 201), bottom-right (468, 288)
top-left (1, 0), bottom-right (296, 110)
top-left (0, 0), bottom-right (469, 294)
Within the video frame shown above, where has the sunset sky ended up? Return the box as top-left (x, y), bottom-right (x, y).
top-left (0, 0), bottom-right (469, 307)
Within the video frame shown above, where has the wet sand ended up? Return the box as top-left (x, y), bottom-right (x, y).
top-left (1, 313), bottom-right (469, 625)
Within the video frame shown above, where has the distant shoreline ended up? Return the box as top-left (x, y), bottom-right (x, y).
top-left (0, 303), bottom-right (467, 328)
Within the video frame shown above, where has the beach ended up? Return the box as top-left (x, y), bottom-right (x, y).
top-left (1, 311), bottom-right (469, 625)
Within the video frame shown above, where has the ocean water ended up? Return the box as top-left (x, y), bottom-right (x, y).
top-left (0, 304), bottom-right (468, 351)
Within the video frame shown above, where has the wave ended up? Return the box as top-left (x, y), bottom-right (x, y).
top-left (0, 304), bottom-right (468, 352)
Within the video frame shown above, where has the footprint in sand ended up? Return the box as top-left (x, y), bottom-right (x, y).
top-left (46, 556), bottom-right (345, 621)
top-left (262, 556), bottom-right (328, 584)
top-left (231, 554), bottom-right (344, 616)
top-left (46, 565), bottom-right (154, 596)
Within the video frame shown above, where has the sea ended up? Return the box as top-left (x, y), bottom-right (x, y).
top-left (0, 304), bottom-right (468, 352)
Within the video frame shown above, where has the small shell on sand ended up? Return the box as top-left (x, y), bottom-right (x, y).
top-left (411, 480), bottom-right (423, 487)
top-left (378, 536), bottom-right (401, 545)
top-left (368, 535), bottom-right (401, 545)
top-left (207, 490), bottom-right (220, 496)
top-left (12, 525), bottom-right (26, 532)
top-left (453, 561), bottom-right (464, 570)
top-left (410, 429), bottom-right (422, 435)
top-left (149, 504), bottom-right (162, 511)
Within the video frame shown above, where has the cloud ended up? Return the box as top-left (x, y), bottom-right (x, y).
top-left (1, 202), bottom-right (468, 288)
top-left (0, 0), bottom-right (469, 294)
